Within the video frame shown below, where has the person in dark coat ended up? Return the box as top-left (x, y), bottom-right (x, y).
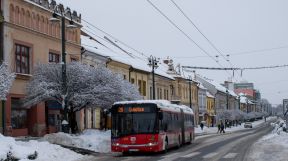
top-left (220, 121), bottom-right (225, 134)
top-left (200, 122), bottom-right (204, 130)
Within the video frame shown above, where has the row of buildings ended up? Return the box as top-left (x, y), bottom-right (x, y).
top-left (0, 0), bottom-right (271, 137)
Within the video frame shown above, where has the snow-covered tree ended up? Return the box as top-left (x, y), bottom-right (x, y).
top-left (0, 62), bottom-right (15, 100)
top-left (25, 62), bottom-right (141, 109)
top-left (24, 62), bottom-right (142, 132)
top-left (218, 109), bottom-right (248, 121)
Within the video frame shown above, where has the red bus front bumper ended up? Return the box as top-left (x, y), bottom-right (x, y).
top-left (112, 142), bottom-right (162, 152)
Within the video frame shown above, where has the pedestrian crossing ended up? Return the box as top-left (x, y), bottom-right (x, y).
top-left (159, 152), bottom-right (239, 160)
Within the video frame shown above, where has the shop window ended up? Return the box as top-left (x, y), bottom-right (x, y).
top-left (11, 98), bottom-right (27, 129)
top-left (48, 114), bottom-right (56, 126)
top-left (15, 44), bottom-right (30, 74)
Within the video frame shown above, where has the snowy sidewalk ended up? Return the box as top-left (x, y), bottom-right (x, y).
top-left (247, 119), bottom-right (288, 161)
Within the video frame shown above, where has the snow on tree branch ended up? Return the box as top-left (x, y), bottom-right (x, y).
top-left (24, 62), bottom-right (142, 110)
top-left (0, 62), bottom-right (15, 100)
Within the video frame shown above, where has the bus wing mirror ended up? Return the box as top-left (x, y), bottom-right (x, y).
top-left (159, 112), bottom-right (163, 120)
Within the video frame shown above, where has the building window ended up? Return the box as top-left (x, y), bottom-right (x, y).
top-left (15, 44), bottom-right (30, 74)
top-left (143, 81), bottom-right (146, 96)
top-left (131, 78), bottom-right (135, 84)
top-left (49, 52), bottom-right (60, 63)
top-left (71, 57), bottom-right (78, 62)
top-left (123, 75), bottom-right (126, 80)
top-left (138, 80), bottom-right (142, 94)
top-left (11, 98), bottom-right (27, 129)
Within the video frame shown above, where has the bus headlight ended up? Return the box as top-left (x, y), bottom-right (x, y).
top-left (147, 142), bottom-right (157, 146)
top-left (112, 143), bottom-right (120, 146)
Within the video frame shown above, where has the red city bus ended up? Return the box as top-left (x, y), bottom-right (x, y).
top-left (111, 100), bottom-right (195, 153)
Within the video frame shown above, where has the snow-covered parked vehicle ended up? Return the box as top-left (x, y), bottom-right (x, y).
top-left (244, 122), bottom-right (253, 128)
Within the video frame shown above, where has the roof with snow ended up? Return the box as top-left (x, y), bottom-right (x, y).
top-left (81, 34), bottom-right (174, 80)
top-left (206, 91), bottom-right (214, 98)
top-left (240, 96), bottom-right (248, 104)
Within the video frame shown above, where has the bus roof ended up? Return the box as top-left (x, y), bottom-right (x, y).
top-left (113, 100), bottom-right (194, 114)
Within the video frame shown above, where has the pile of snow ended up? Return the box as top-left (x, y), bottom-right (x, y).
top-left (43, 129), bottom-right (111, 153)
top-left (0, 134), bottom-right (85, 161)
top-left (247, 119), bottom-right (288, 161)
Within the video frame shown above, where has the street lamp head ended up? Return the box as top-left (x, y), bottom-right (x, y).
top-left (154, 62), bottom-right (159, 68)
top-left (147, 57), bottom-right (152, 67)
top-left (49, 17), bottom-right (60, 23)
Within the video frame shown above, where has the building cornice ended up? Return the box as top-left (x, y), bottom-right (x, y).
top-left (4, 21), bottom-right (81, 49)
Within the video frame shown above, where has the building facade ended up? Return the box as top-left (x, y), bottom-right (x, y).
top-left (1, 0), bottom-right (81, 136)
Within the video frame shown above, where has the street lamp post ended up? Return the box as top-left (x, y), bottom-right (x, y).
top-left (148, 56), bottom-right (159, 100)
top-left (188, 76), bottom-right (192, 109)
top-left (226, 89), bottom-right (229, 110)
top-left (246, 98), bottom-right (249, 113)
top-left (50, 5), bottom-right (77, 132)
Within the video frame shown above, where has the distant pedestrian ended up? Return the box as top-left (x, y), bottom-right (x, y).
top-left (200, 122), bottom-right (204, 130)
top-left (217, 123), bottom-right (221, 133)
top-left (220, 122), bottom-right (225, 134)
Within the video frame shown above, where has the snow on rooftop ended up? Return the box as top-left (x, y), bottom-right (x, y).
top-left (206, 91), bottom-right (214, 98)
top-left (198, 83), bottom-right (207, 90)
top-left (228, 90), bottom-right (238, 97)
top-left (240, 96), bottom-right (248, 103)
top-left (81, 33), bottom-right (174, 80)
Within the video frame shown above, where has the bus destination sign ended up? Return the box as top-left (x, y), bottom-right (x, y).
top-left (118, 107), bottom-right (146, 113)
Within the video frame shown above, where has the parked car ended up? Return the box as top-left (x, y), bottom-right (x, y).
top-left (244, 122), bottom-right (253, 128)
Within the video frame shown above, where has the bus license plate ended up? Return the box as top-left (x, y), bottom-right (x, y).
top-left (129, 149), bottom-right (139, 152)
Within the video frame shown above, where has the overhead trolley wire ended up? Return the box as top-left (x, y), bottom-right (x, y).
top-left (146, 0), bottom-right (233, 78)
top-left (170, 0), bottom-right (241, 77)
top-left (81, 18), bottom-right (149, 58)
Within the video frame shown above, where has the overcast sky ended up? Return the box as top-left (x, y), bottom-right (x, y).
top-left (56, 0), bottom-right (288, 105)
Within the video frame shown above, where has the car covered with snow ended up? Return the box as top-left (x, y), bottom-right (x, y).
top-left (244, 122), bottom-right (253, 128)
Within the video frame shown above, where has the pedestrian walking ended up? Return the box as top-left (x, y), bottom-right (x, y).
top-left (220, 122), bottom-right (225, 134)
top-left (200, 122), bottom-right (204, 130)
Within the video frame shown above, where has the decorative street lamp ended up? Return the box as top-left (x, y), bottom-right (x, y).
top-left (50, 4), bottom-right (78, 132)
top-left (147, 55), bottom-right (159, 100)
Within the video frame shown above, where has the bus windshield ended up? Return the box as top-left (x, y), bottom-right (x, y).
top-left (111, 104), bottom-right (158, 137)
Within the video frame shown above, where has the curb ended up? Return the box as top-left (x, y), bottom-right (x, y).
top-left (56, 144), bottom-right (100, 156)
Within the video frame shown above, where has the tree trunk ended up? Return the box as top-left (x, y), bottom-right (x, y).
top-left (68, 110), bottom-right (77, 134)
